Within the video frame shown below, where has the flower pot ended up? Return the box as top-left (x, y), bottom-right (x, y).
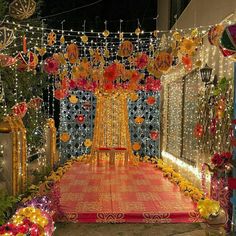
top-left (205, 208), bottom-right (227, 236)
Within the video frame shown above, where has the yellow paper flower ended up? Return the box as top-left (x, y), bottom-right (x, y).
top-left (69, 95), bottom-right (78, 104)
top-left (197, 199), bottom-right (220, 219)
top-left (129, 93), bottom-right (139, 102)
top-left (135, 116), bottom-right (144, 124)
top-left (84, 138), bottom-right (92, 147)
top-left (179, 38), bottom-right (196, 56)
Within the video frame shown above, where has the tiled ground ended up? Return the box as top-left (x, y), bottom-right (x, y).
top-left (54, 222), bottom-right (205, 236)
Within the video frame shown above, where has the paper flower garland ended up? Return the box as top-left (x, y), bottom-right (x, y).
top-left (0, 27), bottom-right (15, 51)
top-left (9, 0), bottom-right (36, 20)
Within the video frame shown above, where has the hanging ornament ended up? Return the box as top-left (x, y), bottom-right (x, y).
top-left (104, 48), bottom-right (110, 58)
top-left (132, 142), bottom-right (141, 151)
top-left (208, 24), bottom-right (224, 46)
top-left (47, 32), bottom-right (56, 46)
top-left (23, 35), bottom-right (27, 54)
top-left (44, 57), bottom-right (59, 74)
top-left (9, 0), bottom-right (36, 20)
top-left (135, 27), bottom-right (141, 36)
top-left (81, 35), bottom-right (88, 43)
top-left (60, 35), bottom-right (65, 44)
top-left (60, 132), bottom-right (70, 142)
top-left (0, 54), bottom-right (17, 67)
top-left (146, 96), bottom-right (156, 105)
top-left (27, 51), bottom-right (38, 70)
top-left (84, 138), bottom-right (92, 148)
top-left (220, 24), bottom-right (236, 52)
top-left (118, 40), bottom-right (133, 57)
top-left (15, 52), bottom-right (27, 71)
top-left (150, 130), bottom-right (159, 140)
top-left (102, 20), bottom-right (110, 37)
top-left (0, 27), bottom-right (14, 51)
top-left (28, 97), bottom-right (43, 110)
top-left (68, 95), bottom-right (78, 104)
top-left (36, 47), bottom-right (46, 57)
top-left (154, 51), bottom-right (173, 73)
top-left (102, 30), bottom-right (110, 37)
top-left (67, 43), bottom-right (79, 64)
top-left (12, 102), bottom-right (28, 118)
top-left (160, 34), bottom-right (167, 50)
top-left (75, 114), bottom-right (85, 124)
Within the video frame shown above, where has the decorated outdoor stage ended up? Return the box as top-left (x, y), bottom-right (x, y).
top-left (56, 159), bottom-right (201, 223)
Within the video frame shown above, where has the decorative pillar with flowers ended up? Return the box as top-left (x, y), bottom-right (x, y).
top-left (205, 152), bottom-right (234, 232)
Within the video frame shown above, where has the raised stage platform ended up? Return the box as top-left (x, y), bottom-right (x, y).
top-left (56, 159), bottom-right (201, 223)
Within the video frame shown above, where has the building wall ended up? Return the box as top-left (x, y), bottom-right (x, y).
top-left (162, 0), bottom-right (236, 187)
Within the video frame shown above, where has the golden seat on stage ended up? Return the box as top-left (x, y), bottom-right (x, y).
top-left (89, 91), bottom-right (137, 165)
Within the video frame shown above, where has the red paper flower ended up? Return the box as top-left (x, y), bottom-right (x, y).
top-left (211, 153), bottom-right (224, 167)
top-left (44, 57), bottom-right (59, 74)
top-left (221, 152), bottom-right (232, 160)
top-left (182, 55), bottom-right (192, 71)
top-left (150, 130), bottom-right (159, 140)
top-left (146, 96), bottom-right (156, 105)
top-left (54, 88), bottom-right (68, 100)
top-left (76, 114), bottom-right (85, 124)
top-left (104, 81), bottom-right (114, 91)
top-left (135, 53), bottom-right (148, 69)
top-left (194, 123), bottom-right (204, 138)
top-left (104, 63), bottom-right (118, 81)
top-left (12, 102), bottom-right (28, 118)
top-left (69, 79), bottom-right (77, 90)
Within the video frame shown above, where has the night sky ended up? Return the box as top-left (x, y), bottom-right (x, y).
top-left (41, 0), bottom-right (157, 33)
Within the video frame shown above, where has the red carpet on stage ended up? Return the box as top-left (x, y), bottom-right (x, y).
top-left (56, 160), bottom-right (201, 223)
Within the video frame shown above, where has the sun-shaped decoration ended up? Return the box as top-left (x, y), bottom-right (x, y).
top-left (118, 40), bottom-right (133, 57)
top-left (9, 0), bottom-right (36, 20)
top-left (154, 51), bottom-right (173, 73)
top-left (47, 32), bottom-right (56, 46)
top-left (0, 27), bottom-right (14, 51)
top-left (67, 43), bottom-right (79, 64)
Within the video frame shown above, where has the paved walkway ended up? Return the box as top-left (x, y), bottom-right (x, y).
top-left (54, 223), bottom-right (205, 236)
